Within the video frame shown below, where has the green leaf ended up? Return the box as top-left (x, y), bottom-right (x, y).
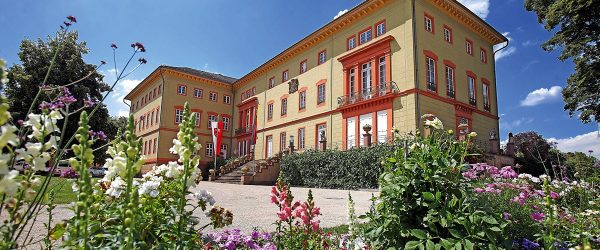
top-left (482, 216), bottom-right (498, 224)
top-left (411, 229), bottom-right (428, 239)
top-left (454, 241), bottom-right (462, 250)
top-left (405, 241), bottom-right (423, 250)
top-left (50, 223), bottom-right (66, 240)
top-left (448, 229), bottom-right (463, 238)
top-left (426, 240), bottom-right (435, 250)
top-left (489, 226), bottom-right (501, 232)
top-left (440, 238), bottom-right (454, 249)
top-left (464, 239), bottom-right (474, 250)
top-left (422, 192), bottom-right (435, 201)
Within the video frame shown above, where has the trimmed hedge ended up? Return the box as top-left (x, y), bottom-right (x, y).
top-left (280, 144), bottom-right (396, 189)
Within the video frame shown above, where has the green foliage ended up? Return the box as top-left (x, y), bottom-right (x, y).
top-left (512, 131), bottom-right (562, 176)
top-left (565, 152), bottom-right (599, 181)
top-left (280, 144), bottom-right (396, 189)
top-left (364, 127), bottom-right (508, 249)
top-left (525, 0), bottom-right (600, 123)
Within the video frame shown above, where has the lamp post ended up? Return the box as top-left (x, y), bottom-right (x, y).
top-left (289, 135), bottom-right (295, 153)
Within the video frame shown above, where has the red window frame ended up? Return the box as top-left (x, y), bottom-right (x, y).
top-left (374, 19), bottom-right (386, 37)
top-left (423, 50), bottom-right (439, 94)
top-left (173, 105), bottom-right (184, 125)
top-left (315, 123), bottom-right (326, 149)
top-left (268, 77), bottom-right (275, 89)
top-left (316, 79), bottom-right (327, 107)
top-left (193, 88), bottom-right (203, 99)
top-left (424, 12), bottom-right (435, 34)
top-left (298, 87), bottom-right (307, 112)
top-left (221, 114), bottom-right (232, 131)
top-left (191, 108), bottom-right (202, 127)
top-left (317, 49), bottom-right (327, 65)
top-left (223, 94), bottom-right (232, 104)
top-left (176, 84), bottom-right (187, 96)
top-left (346, 35), bottom-right (356, 51)
top-left (443, 25), bottom-right (453, 44)
top-left (358, 26), bottom-right (372, 45)
top-left (480, 47), bottom-right (488, 64)
top-left (466, 39), bottom-right (474, 55)
top-left (209, 91), bottom-right (218, 102)
top-left (443, 59), bottom-right (457, 99)
top-left (297, 127), bottom-right (306, 150)
top-left (466, 70), bottom-right (478, 106)
top-left (207, 112), bottom-right (218, 129)
top-left (299, 59), bottom-right (308, 74)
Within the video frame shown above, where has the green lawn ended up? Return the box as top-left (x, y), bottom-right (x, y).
top-left (32, 176), bottom-right (99, 204)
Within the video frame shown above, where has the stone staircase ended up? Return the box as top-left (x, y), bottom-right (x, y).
top-left (213, 162), bottom-right (256, 184)
top-left (209, 152), bottom-right (284, 185)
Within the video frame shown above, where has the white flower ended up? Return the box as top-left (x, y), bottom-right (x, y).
top-left (0, 125), bottom-right (19, 148)
top-left (139, 180), bottom-right (160, 197)
top-left (468, 132), bottom-right (477, 138)
top-left (44, 136), bottom-right (60, 149)
top-left (194, 189), bottom-right (215, 206)
top-left (106, 177), bottom-right (126, 198)
top-left (71, 181), bottom-right (79, 192)
top-left (0, 153), bottom-right (12, 175)
top-left (530, 177), bottom-right (541, 183)
top-left (424, 117), bottom-right (443, 130)
top-left (169, 139), bottom-right (183, 155)
top-left (421, 114), bottom-right (436, 120)
top-left (0, 170), bottom-right (20, 196)
top-left (15, 142), bottom-right (51, 171)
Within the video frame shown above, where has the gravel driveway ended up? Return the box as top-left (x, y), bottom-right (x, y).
top-left (10, 182), bottom-right (376, 248)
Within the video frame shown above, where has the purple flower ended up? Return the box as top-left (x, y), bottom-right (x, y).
top-left (84, 97), bottom-right (96, 108)
top-left (521, 238), bottom-right (540, 249)
top-left (530, 212), bottom-right (544, 223)
top-left (17, 120), bottom-right (24, 125)
top-left (499, 166), bottom-right (518, 179)
top-left (550, 191), bottom-right (559, 199)
top-left (462, 170), bottom-right (478, 179)
top-left (503, 212), bottom-right (511, 220)
top-left (66, 15), bottom-right (77, 23)
top-left (90, 130), bottom-right (107, 141)
top-left (251, 231), bottom-right (259, 239)
top-left (58, 95), bottom-right (77, 105)
top-left (474, 188), bottom-right (485, 193)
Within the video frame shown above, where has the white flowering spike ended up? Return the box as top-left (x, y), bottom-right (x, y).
top-left (0, 125), bottom-right (19, 148)
top-left (0, 170), bottom-right (20, 197)
top-left (106, 177), bottom-right (126, 198)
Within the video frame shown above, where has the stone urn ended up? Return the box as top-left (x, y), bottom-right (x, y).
top-left (363, 124), bottom-right (372, 134)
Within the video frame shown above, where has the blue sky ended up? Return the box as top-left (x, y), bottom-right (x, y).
top-left (1, 0), bottom-right (598, 156)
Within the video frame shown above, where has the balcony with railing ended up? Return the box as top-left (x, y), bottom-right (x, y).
top-left (337, 81), bottom-right (399, 108)
top-left (469, 97), bottom-right (477, 106)
top-left (447, 89), bottom-right (455, 99)
top-left (235, 126), bottom-right (254, 136)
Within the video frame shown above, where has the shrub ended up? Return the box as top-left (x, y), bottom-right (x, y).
top-left (364, 115), bottom-right (509, 249)
top-left (280, 144), bottom-right (396, 189)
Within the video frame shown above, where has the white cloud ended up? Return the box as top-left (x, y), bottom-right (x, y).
top-left (117, 109), bottom-right (129, 117)
top-left (333, 9), bottom-right (349, 19)
top-left (548, 132), bottom-right (600, 158)
top-left (522, 40), bottom-right (537, 47)
top-left (112, 78), bottom-right (142, 102)
top-left (494, 32), bottom-right (517, 61)
top-left (520, 86), bottom-right (563, 107)
top-left (500, 117), bottom-right (534, 130)
top-left (457, 0), bottom-right (490, 19)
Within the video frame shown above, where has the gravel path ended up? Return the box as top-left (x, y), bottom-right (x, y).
top-left (8, 182), bottom-right (376, 248)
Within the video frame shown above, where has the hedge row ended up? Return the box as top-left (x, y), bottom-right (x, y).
top-left (280, 144), bottom-right (396, 190)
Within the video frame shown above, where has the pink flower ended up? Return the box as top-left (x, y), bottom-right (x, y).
top-left (277, 206), bottom-right (292, 221)
top-left (474, 188), bottom-right (485, 193)
top-left (550, 191), bottom-right (559, 199)
top-left (310, 219), bottom-right (320, 231)
top-left (530, 212), bottom-right (544, 223)
top-left (499, 166), bottom-right (518, 179)
top-left (462, 170), bottom-right (478, 179)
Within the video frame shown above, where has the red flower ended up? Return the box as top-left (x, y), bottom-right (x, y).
top-left (111, 43), bottom-right (118, 49)
top-left (66, 15), bottom-right (77, 23)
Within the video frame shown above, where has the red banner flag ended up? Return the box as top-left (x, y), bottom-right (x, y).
top-left (211, 119), bottom-right (224, 157)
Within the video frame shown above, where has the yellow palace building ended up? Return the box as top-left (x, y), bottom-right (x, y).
top-left (125, 0), bottom-right (507, 172)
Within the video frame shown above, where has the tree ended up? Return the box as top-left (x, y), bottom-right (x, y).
top-left (525, 0), bottom-right (600, 123)
top-left (564, 151), bottom-right (599, 180)
top-left (512, 131), bottom-right (563, 176)
top-left (5, 31), bottom-right (115, 163)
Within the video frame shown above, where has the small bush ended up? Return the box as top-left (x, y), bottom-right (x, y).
top-left (280, 144), bottom-right (396, 189)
